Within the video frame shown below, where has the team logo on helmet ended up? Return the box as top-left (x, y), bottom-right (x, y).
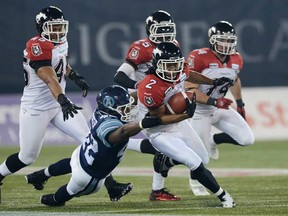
top-left (103, 96), bottom-right (115, 108)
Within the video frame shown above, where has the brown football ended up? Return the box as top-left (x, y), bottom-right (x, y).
top-left (165, 91), bottom-right (194, 114)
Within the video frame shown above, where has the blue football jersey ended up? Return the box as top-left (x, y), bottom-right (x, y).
top-left (79, 110), bottom-right (128, 178)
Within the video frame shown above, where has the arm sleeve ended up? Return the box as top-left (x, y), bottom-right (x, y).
top-left (29, 60), bottom-right (52, 73)
top-left (114, 62), bottom-right (137, 89)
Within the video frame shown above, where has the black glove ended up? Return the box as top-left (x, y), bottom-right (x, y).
top-left (139, 116), bottom-right (162, 129)
top-left (185, 92), bottom-right (196, 117)
top-left (69, 69), bottom-right (90, 97)
top-left (213, 77), bottom-right (233, 87)
top-left (57, 94), bottom-right (82, 121)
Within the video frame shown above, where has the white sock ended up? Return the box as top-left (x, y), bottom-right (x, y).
top-left (126, 139), bottom-right (142, 153)
top-left (152, 171), bottom-right (165, 191)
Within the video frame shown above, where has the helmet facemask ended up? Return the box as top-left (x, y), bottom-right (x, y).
top-left (149, 22), bottom-right (176, 44)
top-left (156, 57), bottom-right (184, 82)
top-left (41, 20), bottom-right (69, 43)
top-left (209, 33), bottom-right (237, 55)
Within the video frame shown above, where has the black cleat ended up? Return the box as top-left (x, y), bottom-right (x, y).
top-left (41, 194), bottom-right (65, 206)
top-left (107, 182), bottom-right (133, 202)
top-left (153, 152), bottom-right (171, 178)
top-left (25, 169), bottom-right (49, 190)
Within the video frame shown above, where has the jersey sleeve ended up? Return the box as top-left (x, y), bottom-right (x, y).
top-left (95, 117), bottom-right (123, 148)
top-left (26, 39), bottom-right (54, 61)
top-left (138, 77), bottom-right (164, 108)
top-left (125, 40), bottom-right (153, 67)
top-left (186, 49), bottom-right (206, 73)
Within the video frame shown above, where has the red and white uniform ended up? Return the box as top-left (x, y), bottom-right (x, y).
top-left (125, 38), bottom-right (155, 84)
top-left (22, 36), bottom-right (68, 110)
top-left (187, 48), bottom-right (242, 115)
top-left (186, 48), bottom-right (254, 154)
top-left (137, 71), bottom-right (209, 170)
top-left (17, 36), bottom-right (89, 166)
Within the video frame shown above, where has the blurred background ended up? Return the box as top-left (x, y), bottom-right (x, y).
top-left (0, 0), bottom-right (287, 145)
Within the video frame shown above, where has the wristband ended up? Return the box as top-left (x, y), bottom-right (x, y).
top-left (207, 97), bottom-right (217, 106)
top-left (236, 99), bottom-right (245, 107)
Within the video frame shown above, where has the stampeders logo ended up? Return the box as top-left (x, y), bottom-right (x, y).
top-left (31, 44), bottom-right (43, 56)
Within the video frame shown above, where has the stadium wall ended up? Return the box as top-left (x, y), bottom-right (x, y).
top-left (0, 0), bottom-right (288, 93)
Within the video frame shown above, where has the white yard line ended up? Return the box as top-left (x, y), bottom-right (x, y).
top-left (14, 167), bottom-right (288, 177)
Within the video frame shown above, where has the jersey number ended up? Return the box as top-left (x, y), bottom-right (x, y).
top-left (83, 133), bottom-right (98, 166)
top-left (145, 79), bottom-right (157, 89)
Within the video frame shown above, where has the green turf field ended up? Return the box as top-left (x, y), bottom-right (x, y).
top-left (0, 140), bottom-right (287, 215)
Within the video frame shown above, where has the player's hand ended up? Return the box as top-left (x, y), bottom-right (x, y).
top-left (57, 94), bottom-right (82, 121)
top-left (69, 69), bottom-right (91, 97)
top-left (216, 98), bottom-right (233, 109)
top-left (237, 106), bottom-right (246, 120)
top-left (139, 116), bottom-right (162, 129)
top-left (236, 99), bottom-right (246, 120)
top-left (185, 92), bottom-right (196, 117)
top-left (213, 77), bottom-right (233, 87)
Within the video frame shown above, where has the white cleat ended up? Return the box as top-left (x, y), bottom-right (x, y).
top-left (189, 179), bottom-right (210, 196)
top-left (210, 143), bottom-right (219, 160)
top-left (220, 191), bottom-right (236, 208)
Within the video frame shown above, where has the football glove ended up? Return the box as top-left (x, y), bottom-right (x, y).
top-left (185, 92), bottom-right (197, 117)
top-left (207, 97), bottom-right (233, 109)
top-left (69, 69), bottom-right (90, 97)
top-left (57, 94), bottom-right (82, 121)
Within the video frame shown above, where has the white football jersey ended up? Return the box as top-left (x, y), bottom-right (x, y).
top-left (21, 36), bottom-right (68, 110)
top-left (187, 48), bottom-right (243, 115)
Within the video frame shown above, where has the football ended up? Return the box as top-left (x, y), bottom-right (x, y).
top-left (165, 91), bottom-right (194, 114)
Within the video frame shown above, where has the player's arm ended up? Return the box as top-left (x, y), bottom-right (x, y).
top-left (229, 77), bottom-right (246, 119)
top-left (66, 64), bottom-right (90, 97)
top-left (114, 62), bottom-right (138, 89)
top-left (32, 61), bottom-right (82, 121)
top-left (186, 71), bottom-right (232, 87)
top-left (107, 116), bottom-right (161, 145)
top-left (185, 81), bottom-right (233, 109)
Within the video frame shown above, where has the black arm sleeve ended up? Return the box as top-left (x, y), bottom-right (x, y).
top-left (114, 71), bottom-right (137, 89)
top-left (29, 60), bottom-right (52, 73)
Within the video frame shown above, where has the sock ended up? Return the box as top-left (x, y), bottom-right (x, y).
top-left (140, 139), bottom-right (157, 154)
top-left (127, 139), bottom-right (142, 152)
top-left (0, 153), bottom-right (27, 175)
top-left (47, 158), bottom-right (71, 176)
top-left (190, 163), bottom-right (220, 193)
top-left (213, 133), bottom-right (239, 145)
top-left (152, 171), bottom-right (165, 191)
top-left (54, 184), bottom-right (73, 203)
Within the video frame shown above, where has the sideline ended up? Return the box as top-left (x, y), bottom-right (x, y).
top-left (14, 167), bottom-right (288, 177)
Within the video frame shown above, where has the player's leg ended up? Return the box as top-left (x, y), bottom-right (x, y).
top-left (41, 147), bottom-right (105, 206)
top-left (0, 107), bottom-right (53, 184)
top-left (153, 132), bottom-right (235, 207)
top-left (179, 120), bottom-right (210, 196)
top-left (212, 108), bottom-right (255, 146)
top-left (26, 158), bottom-right (71, 190)
top-left (127, 138), bottom-right (158, 154)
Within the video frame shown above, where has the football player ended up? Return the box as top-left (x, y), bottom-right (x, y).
top-left (186, 21), bottom-right (254, 160)
top-left (37, 85), bottom-right (162, 206)
top-left (0, 6), bottom-right (132, 202)
top-left (137, 42), bottom-right (235, 208)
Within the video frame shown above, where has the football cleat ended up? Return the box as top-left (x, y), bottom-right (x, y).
top-left (107, 182), bottom-right (133, 202)
top-left (153, 152), bottom-right (171, 178)
top-left (25, 169), bottom-right (49, 190)
top-left (189, 179), bottom-right (210, 196)
top-left (41, 194), bottom-right (65, 206)
top-left (149, 188), bottom-right (181, 201)
top-left (219, 191), bottom-right (236, 208)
